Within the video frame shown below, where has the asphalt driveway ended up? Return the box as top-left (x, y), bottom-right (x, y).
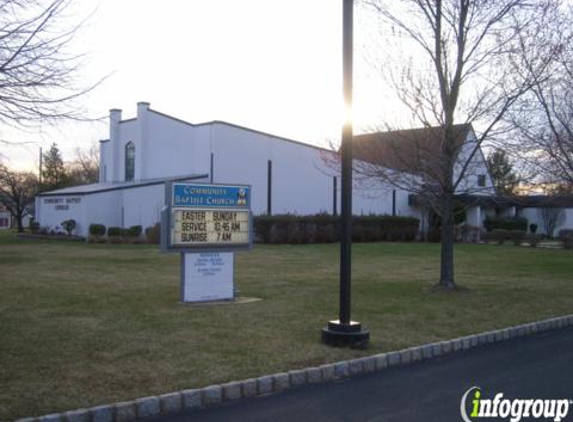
top-left (151, 327), bottom-right (573, 422)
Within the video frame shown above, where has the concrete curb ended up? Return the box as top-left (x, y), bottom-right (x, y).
top-left (14, 314), bottom-right (573, 422)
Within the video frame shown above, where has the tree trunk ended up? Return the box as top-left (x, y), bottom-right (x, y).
top-left (16, 213), bottom-right (24, 233)
top-left (439, 193), bottom-right (456, 289)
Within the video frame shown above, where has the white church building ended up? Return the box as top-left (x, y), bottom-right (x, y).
top-left (35, 102), bottom-right (503, 238)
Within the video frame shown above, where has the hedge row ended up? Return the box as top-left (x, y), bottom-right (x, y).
top-left (483, 216), bottom-right (528, 232)
top-left (490, 229), bottom-right (527, 246)
top-left (253, 214), bottom-right (420, 244)
top-left (559, 229), bottom-right (573, 249)
top-left (89, 224), bottom-right (143, 238)
top-left (87, 223), bottom-right (155, 244)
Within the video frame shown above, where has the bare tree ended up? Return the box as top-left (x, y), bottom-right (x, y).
top-left (0, 164), bottom-right (38, 232)
top-left (358, 0), bottom-right (563, 289)
top-left (67, 143), bottom-right (99, 185)
top-left (0, 0), bottom-right (102, 129)
top-left (507, 7), bottom-right (573, 190)
top-left (538, 207), bottom-right (565, 238)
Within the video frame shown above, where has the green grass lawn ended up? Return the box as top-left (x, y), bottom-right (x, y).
top-left (0, 231), bottom-right (572, 419)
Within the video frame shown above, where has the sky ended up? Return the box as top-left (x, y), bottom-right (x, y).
top-left (2, 0), bottom-right (399, 171)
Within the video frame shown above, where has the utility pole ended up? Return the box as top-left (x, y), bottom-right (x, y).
top-left (39, 147), bottom-right (43, 186)
top-left (322, 0), bottom-right (369, 348)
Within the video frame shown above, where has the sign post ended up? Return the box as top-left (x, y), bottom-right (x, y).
top-left (161, 182), bottom-right (252, 303)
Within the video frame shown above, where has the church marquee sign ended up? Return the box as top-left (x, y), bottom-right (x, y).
top-left (162, 182), bottom-right (252, 251)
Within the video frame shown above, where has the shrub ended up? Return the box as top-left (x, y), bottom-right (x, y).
top-left (428, 225), bottom-right (481, 243)
top-left (558, 229), bottom-right (573, 250)
top-left (252, 214), bottom-right (419, 244)
top-left (269, 224), bottom-right (287, 244)
top-left (87, 235), bottom-right (107, 244)
top-left (351, 224), bottom-right (365, 242)
top-left (363, 225), bottom-right (381, 242)
top-left (527, 234), bottom-right (541, 248)
top-left (253, 216), bottom-right (277, 243)
top-left (353, 216), bottom-right (377, 242)
top-left (127, 225), bottom-right (142, 237)
top-left (107, 226), bottom-right (122, 237)
top-left (491, 229), bottom-right (509, 245)
top-left (314, 223), bottom-right (336, 243)
top-left (529, 223), bottom-right (538, 234)
top-left (128, 236), bottom-right (146, 245)
top-left (61, 219), bottom-right (76, 235)
top-left (456, 225), bottom-right (482, 243)
top-left (509, 230), bottom-right (526, 246)
top-left (427, 228), bottom-right (441, 243)
top-left (108, 235), bottom-right (123, 244)
top-left (286, 223), bottom-right (305, 244)
top-left (145, 223), bottom-right (161, 244)
top-left (89, 224), bottom-right (106, 237)
top-left (374, 216), bottom-right (413, 241)
top-left (484, 216), bottom-right (528, 232)
top-left (29, 220), bottom-right (40, 234)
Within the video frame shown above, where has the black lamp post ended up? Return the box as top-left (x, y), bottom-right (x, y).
top-left (321, 0), bottom-right (369, 348)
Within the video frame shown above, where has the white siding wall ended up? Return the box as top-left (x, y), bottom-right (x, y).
top-left (85, 191), bottom-right (120, 235)
top-left (466, 206), bottom-right (481, 227)
top-left (211, 123), bottom-right (339, 215)
top-left (455, 134), bottom-right (496, 195)
top-left (210, 124), bottom-right (270, 214)
top-left (0, 210), bottom-right (11, 229)
top-left (144, 111), bottom-right (212, 179)
top-left (36, 179), bottom-right (211, 238)
top-left (120, 184), bottom-right (166, 229)
top-left (520, 208), bottom-right (573, 236)
top-left (35, 196), bottom-right (87, 235)
top-left (353, 182), bottom-right (417, 217)
top-left (271, 137), bottom-right (334, 215)
top-left (353, 184), bottom-right (392, 215)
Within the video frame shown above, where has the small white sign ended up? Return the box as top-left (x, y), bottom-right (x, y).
top-left (182, 252), bottom-right (234, 303)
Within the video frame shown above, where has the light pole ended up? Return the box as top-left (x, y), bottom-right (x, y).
top-left (322, 0), bottom-right (369, 348)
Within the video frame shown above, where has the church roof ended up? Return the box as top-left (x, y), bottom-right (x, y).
top-left (410, 193), bottom-right (573, 208)
top-left (37, 174), bottom-right (208, 197)
top-left (353, 124), bottom-right (473, 174)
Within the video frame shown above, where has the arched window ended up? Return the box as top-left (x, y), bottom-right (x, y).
top-left (125, 142), bottom-right (135, 181)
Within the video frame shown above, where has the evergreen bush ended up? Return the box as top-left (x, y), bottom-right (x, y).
top-left (107, 226), bottom-right (122, 237)
top-left (89, 224), bottom-right (106, 237)
top-left (127, 225), bottom-right (142, 237)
